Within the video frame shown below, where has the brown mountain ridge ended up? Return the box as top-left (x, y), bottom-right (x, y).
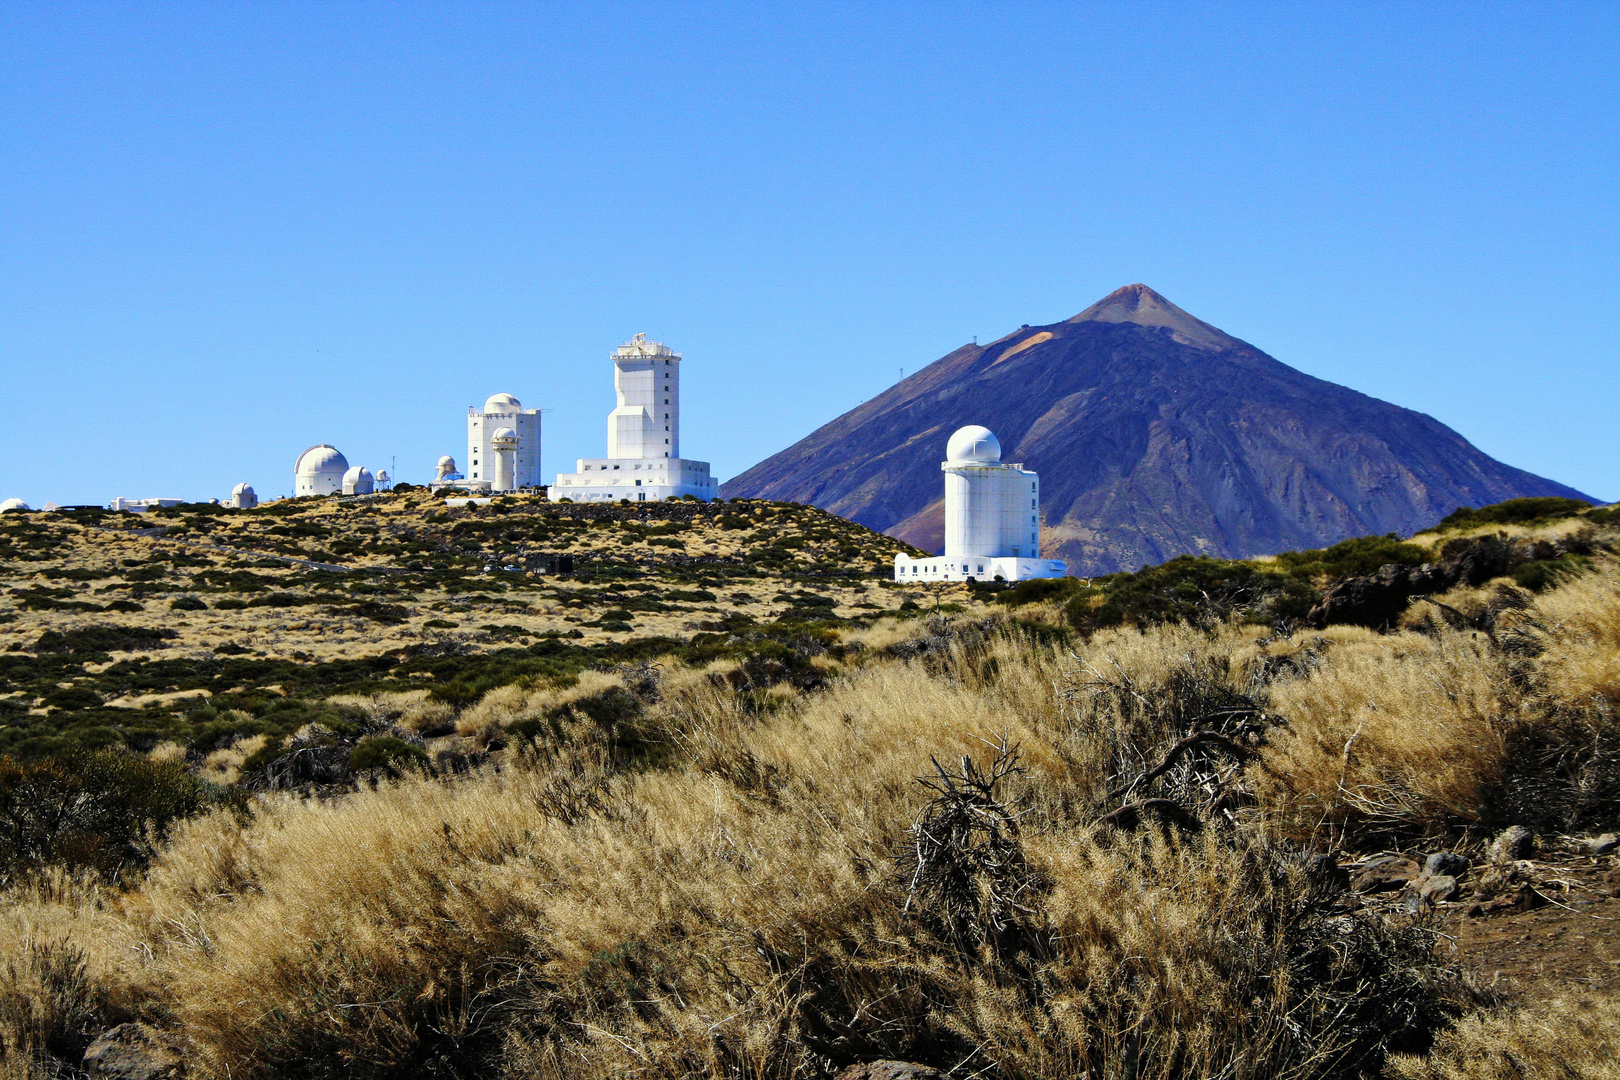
top-left (721, 284), bottom-right (1593, 575)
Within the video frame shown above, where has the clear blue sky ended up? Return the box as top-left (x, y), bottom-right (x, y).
top-left (2, 2), bottom-right (1615, 507)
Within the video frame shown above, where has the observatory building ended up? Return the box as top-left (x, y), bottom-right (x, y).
top-left (294, 445), bottom-right (349, 497)
top-left (893, 425), bottom-right (1067, 583)
top-left (229, 484), bottom-right (257, 509)
top-left (552, 334), bottom-right (718, 502)
top-left (466, 393), bottom-right (541, 492)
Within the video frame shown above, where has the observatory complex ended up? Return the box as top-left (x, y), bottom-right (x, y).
top-left (553, 334), bottom-right (718, 501)
top-left (893, 425), bottom-right (1067, 583)
top-left (467, 393), bottom-right (541, 491)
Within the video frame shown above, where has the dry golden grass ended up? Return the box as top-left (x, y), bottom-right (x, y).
top-left (1256, 626), bottom-right (1511, 843)
top-left (1385, 995), bottom-right (1620, 1079)
top-left (1530, 557), bottom-right (1620, 705)
top-left (7, 528), bottom-right (1620, 1078)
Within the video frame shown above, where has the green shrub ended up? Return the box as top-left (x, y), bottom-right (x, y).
top-left (348, 736), bottom-right (429, 776)
top-left (41, 687), bottom-right (102, 712)
top-left (1432, 496), bottom-right (1593, 531)
top-left (171, 596), bottom-right (208, 611)
top-left (33, 624), bottom-right (177, 655)
top-left (1067, 556), bottom-right (1317, 633)
top-left (994, 577), bottom-right (1086, 608)
top-left (0, 749), bottom-right (215, 875)
top-left (1270, 534), bottom-right (1428, 580)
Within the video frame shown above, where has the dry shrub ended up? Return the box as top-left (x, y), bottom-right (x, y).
top-left (146, 741), bottom-right (188, 765)
top-left (454, 668), bottom-right (626, 742)
top-left (1385, 994), bottom-right (1620, 1079)
top-left (72, 624), bottom-right (1466, 1080)
top-left (199, 733), bottom-right (266, 786)
top-left (1530, 557), bottom-right (1620, 704)
top-left (1486, 560), bottom-right (1620, 831)
top-left (1255, 627), bottom-right (1509, 844)
top-left (328, 690), bottom-right (457, 738)
top-left (0, 872), bottom-right (141, 1074)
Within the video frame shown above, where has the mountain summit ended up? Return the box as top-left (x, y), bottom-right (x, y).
top-left (1066, 283), bottom-right (1245, 351)
top-left (721, 286), bottom-right (1591, 575)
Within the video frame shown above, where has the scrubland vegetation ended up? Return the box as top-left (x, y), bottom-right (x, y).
top-left (1, 493), bottom-right (1618, 1078)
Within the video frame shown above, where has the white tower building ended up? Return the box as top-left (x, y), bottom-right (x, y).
top-left (294, 445), bottom-right (349, 497)
top-left (894, 425), bottom-right (1067, 583)
top-left (552, 334), bottom-right (718, 502)
top-left (467, 393), bottom-right (540, 491)
top-left (229, 483), bottom-right (257, 509)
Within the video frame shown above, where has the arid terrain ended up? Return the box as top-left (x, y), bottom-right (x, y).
top-left (2, 492), bottom-right (1618, 1079)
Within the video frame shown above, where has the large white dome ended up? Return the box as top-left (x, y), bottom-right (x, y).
top-left (0, 498), bottom-right (30, 514)
top-left (946, 425), bottom-right (1002, 464)
top-left (295, 445), bottom-right (348, 477)
top-left (232, 482), bottom-right (255, 497)
top-left (294, 445), bottom-right (349, 497)
top-left (484, 393), bottom-right (521, 413)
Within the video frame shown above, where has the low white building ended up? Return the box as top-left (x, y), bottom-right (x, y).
top-left (467, 393), bottom-right (541, 491)
top-left (894, 425), bottom-right (1067, 583)
top-left (109, 497), bottom-right (183, 513)
top-left (553, 334), bottom-right (719, 502)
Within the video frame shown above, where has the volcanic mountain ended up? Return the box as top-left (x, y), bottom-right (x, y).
top-left (721, 285), bottom-right (1592, 576)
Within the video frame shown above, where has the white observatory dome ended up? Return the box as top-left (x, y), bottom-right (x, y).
top-left (294, 445), bottom-right (349, 497)
top-left (946, 425), bottom-right (1002, 464)
top-left (232, 483), bottom-right (254, 497)
top-left (490, 426), bottom-right (519, 445)
top-left (0, 498), bottom-right (30, 514)
top-left (342, 466), bottom-right (375, 496)
top-left (484, 393), bottom-right (522, 414)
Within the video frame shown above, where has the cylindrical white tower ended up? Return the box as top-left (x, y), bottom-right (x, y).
top-left (491, 427), bottom-right (518, 491)
top-left (943, 425), bottom-right (1006, 558)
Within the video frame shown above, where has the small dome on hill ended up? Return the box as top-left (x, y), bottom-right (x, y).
top-left (947, 425), bottom-right (1001, 464)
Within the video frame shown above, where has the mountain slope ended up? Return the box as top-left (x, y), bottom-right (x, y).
top-left (721, 285), bottom-right (1591, 575)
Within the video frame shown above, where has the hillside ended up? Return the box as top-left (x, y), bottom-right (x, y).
top-left (1, 496), bottom-right (1619, 1079)
top-left (0, 490), bottom-right (931, 761)
top-left (722, 284), bottom-right (1591, 575)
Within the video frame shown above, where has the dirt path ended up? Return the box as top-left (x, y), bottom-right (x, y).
top-left (1440, 850), bottom-right (1620, 1004)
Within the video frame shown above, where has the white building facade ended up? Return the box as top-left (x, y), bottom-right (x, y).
top-left (467, 393), bottom-right (541, 492)
top-left (894, 425), bottom-right (1067, 583)
top-left (553, 334), bottom-right (719, 502)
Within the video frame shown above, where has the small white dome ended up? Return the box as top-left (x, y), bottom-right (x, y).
top-left (438, 455), bottom-right (456, 468)
top-left (484, 393), bottom-right (522, 413)
top-left (946, 425), bottom-right (1002, 464)
top-left (232, 483), bottom-right (255, 497)
top-left (341, 466), bottom-right (375, 496)
top-left (0, 498), bottom-right (30, 514)
top-left (491, 426), bottom-right (518, 445)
